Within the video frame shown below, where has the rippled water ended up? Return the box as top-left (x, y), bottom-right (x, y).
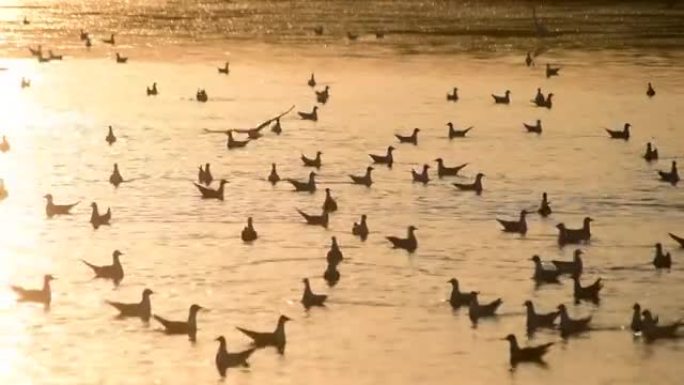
top-left (0, 1), bottom-right (683, 385)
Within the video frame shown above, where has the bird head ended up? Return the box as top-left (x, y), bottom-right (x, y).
top-left (408, 225), bottom-right (417, 232)
top-left (503, 334), bottom-right (516, 342)
top-left (219, 179), bottom-right (228, 185)
top-left (530, 255), bottom-right (541, 263)
top-left (90, 202), bottom-right (98, 209)
top-left (43, 194), bottom-right (53, 200)
top-left (113, 250), bottom-right (123, 258)
top-left (633, 303), bottom-right (641, 311)
top-left (143, 288), bottom-right (154, 297)
top-left (557, 304), bottom-right (567, 312)
top-left (367, 166), bottom-right (374, 172)
top-left (447, 278), bottom-right (459, 286)
top-left (434, 158), bottom-right (443, 163)
top-left (556, 223), bottom-right (565, 230)
top-left (215, 336), bottom-right (226, 343)
top-left (523, 300), bottom-right (533, 308)
top-left (190, 304), bottom-right (203, 313)
top-left (279, 315), bottom-right (292, 323)
top-left (45, 274), bottom-right (56, 281)
top-left (476, 173), bottom-right (485, 178)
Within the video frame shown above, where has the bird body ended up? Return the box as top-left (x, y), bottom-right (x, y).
top-left (537, 192), bottom-right (552, 217)
top-left (558, 304), bottom-right (591, 338)
top-left (115, 53), bottom-right (127, 63)
top-left (557, 217), bottom-right (592, 245)
top-left (551, 249), bottom-right (583, 278)
top-left (352, 214), bottom-right (369, 241)
top-left (154, 304), bottom-right (203, 341)
top-left (82, 250), bottom-right (124, 285)
top-left (643, 142), bottom-right (659, 162)
top-left (641, 310), bottom-right (681, 342)
top-left (411, 164), bottom-right (430, 184)
top-left (350, 166), bottom-right (373, 187)
top-left (505, 334), bottom-right (553, 366)
top-left (395, 128), bottom-right (420, 145)
top-left (447, 122), bottom-right (472, 138)
top-left (653, 243), bottom-right (672, 269)
top-left (298, 106), bottom-right (318, 121)
top-left (11, 275), bottom-right (54, 306)
top-left (227, 131), bottom-right (250, 149)
top-left (301, 151), bottom-right (322, 168)
top-left (386, 226), bottom-right (418, 253)
top-left (524, 119), bottom-right (542, 134)
top-left (468, 292), bottom-right (502, 324)
top-left (297, 209), bottom-right (329, 228)
top-left (435, 158), bottom-right (467, 178)
top-left (524, 301), bottom-right (559, 332)
top-left (105, 126), bottom-right (116, 145)
top-left (268, 163), bottom-right (280, 185)
top-left (326, 236), bottom-right (343, 265)
top-left (497, 210), bottom-right (528, 234)
top-left (146, 82), bottom-right (158, 96)
top-left (109, 163), bottom-right (123, 187)
top-left (308, 73), bottom-right (316, 87)
top-left (453, 173), bottom-right (484, 195)
top-left (215, 336), bottom-right (255, 377)
top-left (218, 62), bottom-right (229, 74)
top-left (446, 87), bottom-right (458, 101)
top-left (236, 315), bottom-right (290, 353)
top-left (658, 161), bottom-right (679, 185)
top-left (530, 255), bottom-right (561, 283)
top-left (287, 172), bottom-right (316, 193)
top-left (301, 278), bottom-right (327, 308)
top-left (242, 217), bottom-right (258, 242)
top-left (573, 277), bottom-right (602, 303)
top-left (316, 86), bottom-right (330, 104)
top-left (369, 146), bottom-right (395, 167)
top-left (447, 278), bottom-right (476, 309)
top-left (323, 262), bottom-right (340, 286)
top-left (107, 288), bottom-right (153, 321)
top-left (90, 202), bottom-right (111, 229)
top-left (546, 63), bottom-right (560, 78)
top-left (198, 163), bottom-right (213, 186)
top-left (194, 179), bottom-right (228, 200)
top-left (646, 82), bottom-right (655, 97)
top-left (44, 194), bottom-right (79, 217)
top-left (492, 90), bottom-right (511, 104)
top-left (605, 123), bottom-right (630, 140)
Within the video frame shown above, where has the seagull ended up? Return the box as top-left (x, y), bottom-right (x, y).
top-left (546, 63), bottom-right (560, 78)
top-left (453, 173), bottom-right (484, 195)
top-left (21, 77), bottom-right (31, 88)
top-left (44, 194), bottom-right (79, 218)
top-left (447, 122), bottom-right (472, 138)
top-left (323, 262), bottom-right (340, 287)
top-left (446, 87), bottom-right (458, 101)
top-left (524, 119), bottom-right (542, 134)
top-left (153, 304), bottom-right (204, 341)
top-left (107, 288), bottom-right (153, 321)
top-left (236, 315), bottom-right (291, 354)
top-left (196, 89), bottom-right (208, 102)
top-left (605, 123), bottom-right (631, 140)
top-left (28, 45), bottom-right (42, 57)
top-left (301, 151), bottom-right (323, 168)
top-left (298, 106), bottom-right (318, 121)
top-left (268, 163), bottom-right (280, 185)
top-left (411, 164), bottom-right (430, 184)
top-left (109, 163), bottom-right (123, 187)
top-left (81, 250), bottom-right (124, 285)
top-left (316, 86), bottom-right (330, 104)
top-left (503, 334), bottom-right (553, 367)
top-left (296, 209), bottom-right (329, 228)
top-left (525, 52), bottom-right (534, 67)
top-left (313, 26), bottom-right (324, 36)
top-left (308, 73), bottom-right (316, 87)
top-left (643, 142), bottom-right (659, 162)
top-left (194, 179), bottom-right (228, 200)
top-left (630, 303), bottom-right (658, 333)
top-left (226, 131), bottom-right (250, 149)
top-left (492, 90), bottom-right (511, 104)
top-left (199, 163), bottom-right (213, 186)
top-left (85, 37), bottom-right (92, 48)
top-left (0, 179), bottom-right (6, 201)
top-left (369, 146), bottom-right (395, 168)
top-left (653, 243), bottom-right (672, 269)
top-left (214, 336), bottom-right (256, 377)
top-left (241, 217), bottom-right (258, 242)
top-left (326, 236), bottom-right (343, 265)
top-left (271, 118), bottom-right (282, 135)
top-left (103, 34), bottom-right (115, 45)
top-left (286, 171), bottom-right (317, 193)
top-left (657, 160), bottom-right (679, 185)
top-left (434, 158), bottom-right (467, 178)
top-left (557, 304), bottom-right (591, 338)
top-left (218, 62), bottom-right (229, 74)
top-left (537, 192), bottom-right (552, 217)
top-left (90, 202), bottom-right (111, 229)
top-left (347, 32), bottom-right (358, 41)
top-left (646, 82), bottom-right (655, 97)
top-left (11, 274), bottom-right (55, 307)
top-left (0, 135), bottom-right (10, 152)
top-left (386, 225), bottom-right (418, 253)
top-left (496, 210), bottom-right (528, 235)
top-left (532, 88), bottom-right (545, 106)
top-left (301, 278), bottom-right (327, 309)
top-left (641, 310), bottom-right (682, 342)
top-left (447, 278), bottom-right (476, 309)
top-left (105, 126), bottom-right (116, 145)
top-left (349, 166), bottom-right (373, 187)
top-left (524, 300), bottom-right (559, 333)
top-left (556, 217), bottom-right (592, 245)
top-left (530, 255), bottom-right (561, 284)
top-left (115, 53), bottom-right (128, 63)
top-left (542, 93), bottom-right (554, 109)
top-left (322, 188), bottom-right (338, 213)
top-left (669, 233), bottom-right (684, 247)
top-left (146, 82), bottom-right (158, 96)
top-left (395, 128), bottom-right (420, 145)
top-left (551, 249), bottom-right (583, 278)
top-left (79, 29), bottom-right (89, 41)
top-left (352, 214), bottom-right (369, 241)
top-left (573, 276), bottom-right (602, 304)
top-left (468, 292), bottom-right (502, 325)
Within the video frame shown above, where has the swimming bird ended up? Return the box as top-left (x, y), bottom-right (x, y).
top-left (349, 166), bottom-right (373, 187)
top-left (146, 82), bottom-right (158, 96)
top-left (301, 278), bottom-right (327, 309)
top-left (154, 304), bottom-right (204, 341)
top-left (605, 123), bottom-right (630, 140)
top-left (551, 249), bottom-right (583, 278)
top-left (411, 164), bottom-right (430, 184)
top-left (630, 303), bottom-right (658, 333)
top-left (90, 202), bottom-right (111, 229)
top-left (653, 243), bottom-right (672, 269)
top-left (236, 315), bottom-right (291, 353)
top-left (646, 82), bottom-right (655, 98)
top-left (226, 131), bottom-right (250, 149)
top-left (194, 179), bottom-right (228, 200)
top-left (23, 17), bottom-right (29, 25)
top-left (556, 217), bottom-right (593, 245)
top-left (537, 192), bottom-right (552, 217)
top-left (326, 236), bottom-right (343, 265)
top-left (44, 194), bottom-right (79, 218)
top-left (530, 255), bottom-right (561, 284)
top-left (557, 304), bottom-right (591, 338)
top-left (301, 151), bottom-right (323, 168)
top-left (643, 142), bottom-right (659, 162)
top-left (492, 90), bottom-right (511, 104)
top-left (447, 278), bottom-right (476, 309)
top-left (37, 53), bottom-right (50, 63)
top-left (103, 34), bottom-right (115, 45)
top-left (287, 171), bottom-right (317, 193)
top-left (218, 62), bottom-right (229, 74)
top-left (296, 209), bottom-right (328, 228)
top-left (524, 119), bottom-right (542, 134)
top-left (21, 77), bottom-right (31, 88)
top-left (532, 88), bottom-right (545, 106)
top-left (657, 160), bottom-right (679, 185)
top-left (11, 274), bottom-right (55, 307)
top-left (395, 128), bottom-right (420, 145)
top-left (298, 106), bottom-right (318, 121)
top-left (525, 52), bottom-right (534, 67)
top-left (542, 93), bottom-right (554, 109)
top-left (323, 262), bottom-right (340, 287)
top-left (369, 146), bottom-right (395, 168)
top-left (352, 214), bottom-right (369, 241)
top-left (80, 30), bottom-right (89, 41)
top-left (84, 36), bottom-right (92, 48)
top-left (316, 86), bottom-right (330, 104)
top-left (81, 250), bottom-right (124, 285)
top-left (28, 45), bottom-right (42, 57)
top-left (447, 122), bottom-right (473, 139)
top-left (308, 73), bottom-right (316, 87)
top-left (196, 89), bottom-right (208, 102)
top-left (115, 53), bottom-right (127, 63)
top-left (524, 300), bottom-right (559, 332)
top-left (271, 118), bottom-right (282, 135)
top-left (0, 136), bottom-right (9, 152)
top-left (497, 210), bottom-right (528, 235)
top-left (453, 173), bottom-right (484, 195)
top-left (386, 225), bottom-right (418, 253)
top-left (268, 163), bottom-right (280, 185)
top-left (109, 163), bottom-right (123, 187)
top-left (199, 163), bottom-right (213, 186)
top-left (241, 217), bottom-right (258, 242)
top-left (504, 334), bottom-right (553, 367)
top-left (434, 158), bottom-right (467, 178)
top-left (468, 292), bottom-right (503, 324)
top-left (375, 31), bottom-right (385, 38)
top-left (106, 288), bottom-right (153, 321)
top-left (313, 26), bottom-right (324, 36)
top-left (546, 63), bottom-right (560, 78)
top-left (322, 188), bottom-right (338, 213)
top-left (641, 310), bottom-right (682, 342)
top-left (669, 233), bottom-right (684, 247)
top-left (48, 50), bottom-right (63, 60)
top-left (573, 276), bottom-right (602, 303)
top-left (347, 32), bottom-right (358, 41)
top-left (446, 87), bottom-right (458, 101)
top-left (214, 336), bottom-right (256, 377)
top-left (105, 126), bottom-right (116, 145)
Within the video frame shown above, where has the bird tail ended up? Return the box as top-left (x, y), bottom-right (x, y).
top-left (153, 314), bottom-right (170, 328)
top-left (296, 209), bottom-right (309, 220)
top-left (10, 286), bottom-right (25, 295)
top-left (81, 259), bottom-right (97, 270)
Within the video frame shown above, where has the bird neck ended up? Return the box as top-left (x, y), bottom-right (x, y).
top-left (43, 279), bottom-right (51, 293)
top-left (188, 310), bottom-right (199, 325)
top-left (217, 339), bottom-right (227, 354)
top-left (508, 338), bottom-right (519, 352)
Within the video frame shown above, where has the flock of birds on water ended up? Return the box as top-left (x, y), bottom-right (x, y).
top-left (0, 21), bottom-right (683, 379)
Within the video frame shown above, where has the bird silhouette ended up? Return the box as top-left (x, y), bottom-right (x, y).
top-left (652, 243), bottom-right (672, 269)
top-left (435, 158), bottom-right (467, 178)
top-left (605, 123), bottom-right (630, 140)
top-left (504, 334), bottom-right (553, 367)
top-left (411, 164), bottom-right (430, 184)
top-left (106, 288), bottom-right (153, 321)
top-left (352, 214), bottom-right (369, 241)
top-left (214, 336), bottom-right (256, 377)
top-left (153, 304), bottom-right (204, 341)
top-left (537, 192), bottom-right (552, 217)
top-left (349, 166), bottom-right (373, 187)
top-left (468, 292), bottom-right (502, 325)
top-left (194, 179), bottom-right (228, 200)
top-left (492, 90), bottom-right (511, 104)
top-left (447, 122), bottom-right (472, 139)
top-left (573, 276), bottom-right (602, 304)
top-left (386, 225), bottom-right (417, 253)
top-left (524, 119), bottom-right (542, 134)
top-left (657, 161), bottom-right (679, 185)
top-left (44, 194), bottom-right (79, 218)
top-left (218, 62), bottom-right (229, 74)
top-left (81, 250), bottom-right (124, 285)
top-left (236, 315), bottom-right (291, 354)
top-left (447, 278), bottom-right (476, 309)
top-left (241, 217), bottom-right (258, 242)
top-left (496, 210), bottom-right (528, 235)
top-left (369, 146), bottom-right (395, 168)
top-left (395, 128), bottom-right (420, 145)
top-left (530, 255), bottom-right (561, 284)
top-left (287, 172), bottom-right (317, 193)
top-left (643, 142), bottom-right (659, 162)
top-left (524, 300), bottom-right (559, 333)
top-left (551, 249), bottom-right (583, 278)
top-left (105, 126), bottom-right (116, 145)
top-left (326, 236), bottom-right (343, 265)
top-left (90, 202), bottom-right (111, 229)
top-left (546, 63), bottom-right (560, 78)
top-left (446, 87), bottom-right (458, 101)
top-left (296, 209), bottom-right (329, 228)
top-left (558, 304), bottom-right (592, 338)
top-left (301, 151), bottom-right (323, 168)
top-left (301, 278), bottom-right (327, 309)
top-left (646, 82), bottom-right (655, 98)
top-left (109, 163), bottom-right (123, 187)
top-left (146, 82), bottom-right (158, 96)
top-left (453, 173), bottom-right (484, 195)
top-left (11, 274), bottom-right (55, 307)
top-left (298, 106), bottom-right (318, 121)
top-left (268, 163), bottom-right (280, 185)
